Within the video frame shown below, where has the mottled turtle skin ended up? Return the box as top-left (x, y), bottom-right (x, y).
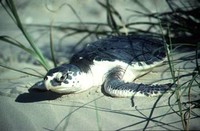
top-left (42, 35), bottom-right (174, 97)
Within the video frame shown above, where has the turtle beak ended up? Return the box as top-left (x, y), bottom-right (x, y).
top-left (44, 76), bottom-right (50, 90)
top-left (44, 73), bottom-right (63, 91)
top-left (31, 80), bottom-right (47, 91)
top-left (44, 75), bottom-right (54, 90)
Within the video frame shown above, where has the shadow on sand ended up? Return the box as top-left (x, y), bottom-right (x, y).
top-left (15, 82), bottom-right (63, 103)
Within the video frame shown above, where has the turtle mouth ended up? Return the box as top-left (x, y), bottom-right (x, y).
top-left (44, 80), bottom-right (64, 92)
top-left (50, 87), bottom-right (76, 94)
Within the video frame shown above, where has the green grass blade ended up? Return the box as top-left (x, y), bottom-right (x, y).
top-left (98, 0), bottom-right (121, 35)
top-left (49, 22), bottom-right (57, 67)
top-left (0, 64), bottom-right (43, 78)
top-left (1, 0), bottom-right (50, 71)
top-left (0, 1), bottom-right (16, 24)
top-left (0, 36), bottom-right (48, 70)
top-left (94, 99), bottom-right (102, 131)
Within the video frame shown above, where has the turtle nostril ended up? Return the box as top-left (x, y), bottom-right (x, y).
top-left (44, 76), bottom-right (48, 81)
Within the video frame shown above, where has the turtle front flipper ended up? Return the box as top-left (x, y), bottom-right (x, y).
top-left (103, 67), bottom-right (175, 97)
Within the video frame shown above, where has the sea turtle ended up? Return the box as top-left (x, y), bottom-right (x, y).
top-left (36, 35), bottom-right (175, 97)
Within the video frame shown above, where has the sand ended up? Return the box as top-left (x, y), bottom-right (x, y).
top-left (0, 0), bottom-right (199, 130)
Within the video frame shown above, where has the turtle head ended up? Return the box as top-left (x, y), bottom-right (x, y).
top-left (44, 64), bottom-right (83, 93)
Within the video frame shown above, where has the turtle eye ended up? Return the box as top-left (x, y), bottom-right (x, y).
top-left (60, 75), bottom-right (65, 81)
top-left (56, 72), bottom-right (69, 82)
top-left (56, 72), bottom-right (64, 82)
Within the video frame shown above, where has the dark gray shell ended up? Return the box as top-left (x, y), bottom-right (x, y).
top-left (70, 35), bottom-right (166, 72)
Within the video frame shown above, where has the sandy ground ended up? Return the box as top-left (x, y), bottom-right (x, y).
top-left (0, 0), bottom-right (200, 130)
